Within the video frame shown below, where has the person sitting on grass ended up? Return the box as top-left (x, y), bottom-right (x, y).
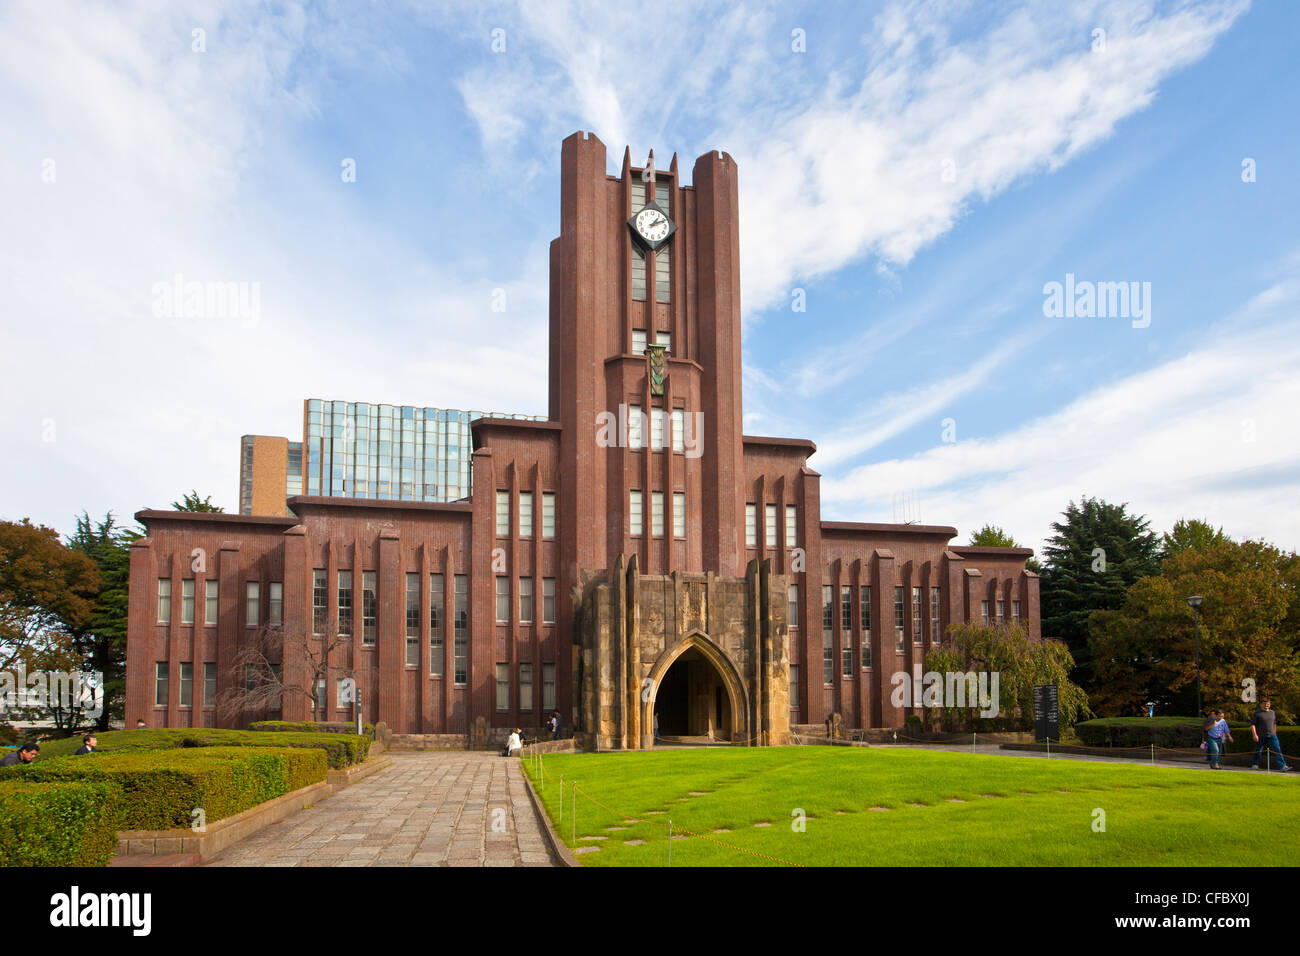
top-left (1251, 698), bottom-right (1290, 772)
top-left (0, 742), bottom-right (39, 766)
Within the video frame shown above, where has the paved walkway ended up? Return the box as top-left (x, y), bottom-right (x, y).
top-left (206, 752), bottom-right (557, 867)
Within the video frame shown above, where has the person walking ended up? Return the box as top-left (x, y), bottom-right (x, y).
top-left (1205, 709), bottom-right (1232, 770)
top-left (1251, 698), bottom-right (1290, 772)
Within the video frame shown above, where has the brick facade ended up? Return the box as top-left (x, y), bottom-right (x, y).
top-left (124, 131), bottom-right (1039, 746)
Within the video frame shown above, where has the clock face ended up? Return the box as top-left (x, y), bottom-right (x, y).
top-left (634, 207), bottom-right (671, 242)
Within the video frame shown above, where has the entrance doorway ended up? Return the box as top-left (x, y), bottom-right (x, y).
top-left (652, 647), bottom-right (734, 743)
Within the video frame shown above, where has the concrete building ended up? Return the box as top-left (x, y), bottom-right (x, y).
top-left (126, 132), bottom-right (1039, 747)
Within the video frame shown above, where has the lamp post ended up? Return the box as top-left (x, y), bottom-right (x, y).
top-left (1187, 596), bottom-right (1203, 719)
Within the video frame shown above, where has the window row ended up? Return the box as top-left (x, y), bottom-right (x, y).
top-left (745, 503), bottom-right (799, 549)
top-left (495, 491), bottom-right (556, 538)
top-left (979, 599), bottom-right (1021, 627)
top-left (813, 584), bottom-right (946, 684)
top-left (623, 406), bottom-right (690, 453)
top-left (495, 662), bottom-right (558, 712)
top-left (494, 577), bottom-right (557, 625)
top-left (157, 579), bottom-right (282, 627)
top-left (628, 491), bottom-right (686, 537)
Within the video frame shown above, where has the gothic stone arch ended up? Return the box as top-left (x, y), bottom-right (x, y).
top-left (642, 630), bottom-right (750, 748)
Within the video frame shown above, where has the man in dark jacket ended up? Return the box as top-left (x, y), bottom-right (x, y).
top-left (74, 734), bottom-right (98, 755)
top-left (1251, 699), bottom-right (1290, 771)
top-left (0, 742), bottom-right (39, 766)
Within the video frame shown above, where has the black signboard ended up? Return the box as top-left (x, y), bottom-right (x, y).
top-left (1034, 684), bottom-right (1060, 742)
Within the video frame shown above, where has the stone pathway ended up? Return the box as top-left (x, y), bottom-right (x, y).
top-left (205, 752), bottom-right (557, 867)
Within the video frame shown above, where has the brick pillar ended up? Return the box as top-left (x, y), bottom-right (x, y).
top-left (377, 529), bottom-right (401, 729)
top-left (280, 526), bottom-right (311, 722)
top-left (874, 549), bottom-right (901, 727)
top-left (125, 539), bottom-right (155, 727)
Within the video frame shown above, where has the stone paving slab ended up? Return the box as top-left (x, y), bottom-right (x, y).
top-left (204, 752), bottom-right (557, 867)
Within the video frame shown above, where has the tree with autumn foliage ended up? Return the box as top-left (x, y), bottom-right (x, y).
top-left (1088, 537), bottom-right (1300, 722)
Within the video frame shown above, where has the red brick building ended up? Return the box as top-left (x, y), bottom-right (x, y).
top-left (125, 132), bottom-right (1038, 747)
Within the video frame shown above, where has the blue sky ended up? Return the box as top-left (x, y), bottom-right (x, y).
top-left (1, 0), bottom-right (1297, 554)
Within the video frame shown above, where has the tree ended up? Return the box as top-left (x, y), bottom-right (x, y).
top-left (968, 523), bottom-right (1043, 572)
top-left (63, 512), bottom-right (140, 730)
top-left (1162, 518), bottom-right (1229, 559)
top-left (1088, 538), bottom-right (1300, 722)
top-left (1039, 497), bottom-right (1161, 689)
top-left (172, 491), bottom-right (224, 513)
top-left (218, 624), bottom-right (352, 722)
top-left (0, 519), bottom-right (100, 734)
top-left (923, 622), bottom-right (1091, 734)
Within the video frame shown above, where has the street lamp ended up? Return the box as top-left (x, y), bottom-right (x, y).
top-left (1187, 596), bottom-right (1203, 719)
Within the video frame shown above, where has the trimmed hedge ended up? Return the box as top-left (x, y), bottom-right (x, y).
top-left (1076, 717), bottom-right (1300, 757)
top-left (249, 720), bottom-right (375, 738)
top-left (0, 746), bottom-right (328, 830)
top-left (0, 781), bottom-right (123, 867)
top-left (33, 728), bottom-right (367, 768)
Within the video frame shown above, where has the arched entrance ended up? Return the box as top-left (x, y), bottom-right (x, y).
top-left (644, 633), bottom-right (747, 747)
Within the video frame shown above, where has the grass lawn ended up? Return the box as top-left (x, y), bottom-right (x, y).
top-left (522, 746), bottom-right (1300, 867)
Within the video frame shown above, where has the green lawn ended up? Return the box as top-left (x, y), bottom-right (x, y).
top-left (522, 747), bottom-right (1300, 866)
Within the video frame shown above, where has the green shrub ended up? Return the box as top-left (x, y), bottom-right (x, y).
top-left (0, 746), bottom-right (327, 830)
top-left (249, 720), bottom-right (375, 738)
top-left (0, 781), bottom-right (123, 867)
top-left (31, 728), bottom-right (367, 768)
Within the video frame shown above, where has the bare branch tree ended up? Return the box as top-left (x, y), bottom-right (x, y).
top-left (217, 622), bottom-right (351, 722)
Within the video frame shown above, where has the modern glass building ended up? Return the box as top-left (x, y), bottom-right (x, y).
top-left (240, 400), bottom-right (545, 514)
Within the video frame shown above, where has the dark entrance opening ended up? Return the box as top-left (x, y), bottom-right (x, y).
top-left (652, 646), bottom-right (734, 744)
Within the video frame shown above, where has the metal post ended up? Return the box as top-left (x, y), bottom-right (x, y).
top-left (668, 820), bottom-right (672, 867)
top-left (1046, 736), bottom-right (1050, 759)
top-left (1150, 742), bottom-right (1154, 766)
top-left (558, 775), bottom-right (563, 824)
top-left (355, 687), bottom-right (362, 737)
top-left (972, 732), bottom-right (976, 754)
top-left (571, 781), bottom-right (576, 846)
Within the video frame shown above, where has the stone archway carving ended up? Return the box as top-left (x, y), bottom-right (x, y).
top-left (642, 630), bottom-right (750, 747)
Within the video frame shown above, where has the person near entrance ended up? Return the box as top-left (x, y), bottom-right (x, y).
top-left (1251, 699), bottom-right (1290, 771)
top-left (653, 711), bottom-right (660, 745)
top-left (503, 728), bottom-right (522, 757)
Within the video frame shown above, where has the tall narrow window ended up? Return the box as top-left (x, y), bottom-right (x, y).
top-left (496, 664), bottom-right (509, 710)
top-left (362, 571), bottom-right (377, 645)
top-left (671, 409), bottom-right (684, 453)
top-left (1012, 600), bottom-right (1021, 626)
top-left (429, 573), bottom-right (444, 676)
top-left (841, 585), bottom-right (852, 633)
top-left (454, 575), bottom-right (468, 684)
top-left (245, 581), bottom-right (260, 627)
top-left (656, 330), bottom-right (671, 353)
top-left (205, 580), bottom-right (218, 626)
top-left (337, 570), bottom-right (352, 637)
top-left (673, 492), bottom-right (685, 537)
top-left (650, 408), bottom-right (665, 449)
top-left (542, 493), bottom-right (556, 538)
top-left (788, 584), bottom-right (799, 628)
top-left (179, 663), bottom-right (193, 708)
top-left (543, 663), bottom-right (556, 711)
top-left (997, 599), bottom-right (1005, 625)
top-left (930, 587), bottom-right (941, 644)
top-left (860, 585), bottom-right (872, 669)
top-left (655, 245), bottom-right (671, 302)
top-left (632, 329), bottom-right (647, 354)
top-left (520, 663), bottom-right (534, 711)
top-left (543, 578), bottom-right (555, 624)
top-left (628, 405), bottom-right (643, 449)
top-left (154, 662), bottom-right (168, 707)
top-left (912, 586), bottom-right (922, 645)
top-left (181, 580), bottom-right (195, 625)
top-left (495, 490), bottom-right (510, 536)
top-left (496, 576), bottom-right (510, 623)
top-left (785, 505), bottom-right (797, 546)
top-left (269, 582), bottom-right (282, 626)
top-left (981, 600), bottom-right (989, 626)
top-left (766, 505), bottom-right (777, 548)
top-left (203, 663), bottom-right (216, 708)
top-left (519, 576), bottom-right (533, 624)
top-left (312, 570), bottom-right (327, 635)
top-left (406, 573), bottom-right (420, 666)
top-left (790, 664), bottom-right (800, 709)
top-left (745, 504), bottom-right (757, 548)
top-left (651, 492), bottom-right (664, 537)
top-left (629, 490), bottom-right (643, 536)
top-left (822, 585), bottom-right (834, 685)
top-left (157, 579), bottom-right (171, 624)
top-left (519, 492), bottom-right (533, 537)
top-left (631, 250), bottom-right (647, 300)
top-left (894, 587), bottom-right (905, 652)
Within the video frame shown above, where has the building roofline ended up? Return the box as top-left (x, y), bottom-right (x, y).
top-left (470, 417), bottom-right (562, 433)
top-left (742, 435), bottom-right (817, 453)
top-left (820, 521), bottom-right (958, 537)
top-left (135, 510), bottom-right (299, 527)
top-left (949, 545), bottom-right (1036, 558)
top-left (287, 495), bottom-right (473, 514)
